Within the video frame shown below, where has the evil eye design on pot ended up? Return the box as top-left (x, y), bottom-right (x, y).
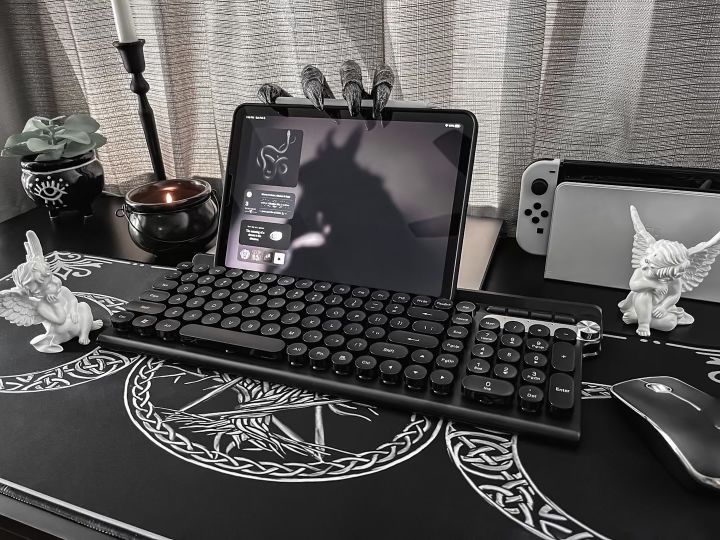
top-left (32, 179), bottom-right (68, 205)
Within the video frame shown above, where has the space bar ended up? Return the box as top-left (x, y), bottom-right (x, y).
top-left (179, 324), bottom-right (285, 358)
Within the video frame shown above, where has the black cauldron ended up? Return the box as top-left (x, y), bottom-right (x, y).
top-left (21, 151), bottom-right (104, 218)
top-left (119, 179), bottom-right (219, 256)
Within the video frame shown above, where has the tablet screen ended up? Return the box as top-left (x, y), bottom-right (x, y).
top-left (217, 105), bottom-right (475, 297)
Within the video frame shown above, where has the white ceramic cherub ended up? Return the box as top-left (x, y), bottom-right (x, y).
top-left (618, 205), bottom-right (720, 336)
top-left (0, 230), bottom-right (103, 353)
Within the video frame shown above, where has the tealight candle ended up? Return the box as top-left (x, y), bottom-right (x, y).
top-left (119, 179), bottom-right (219, 256)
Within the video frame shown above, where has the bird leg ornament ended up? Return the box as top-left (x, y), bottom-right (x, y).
top-left (0, 231), bottom-right (103, 353)
top-left (618, 205), bottom-right (720, 336)
top-left (258, 60), bottom-right (395, 119)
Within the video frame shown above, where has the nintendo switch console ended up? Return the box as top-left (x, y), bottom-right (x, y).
top-left (516, 159), bottom-right (720, 256)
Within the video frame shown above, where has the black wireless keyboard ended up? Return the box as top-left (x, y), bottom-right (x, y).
top-left (98, 260), bottom-right (603, 443)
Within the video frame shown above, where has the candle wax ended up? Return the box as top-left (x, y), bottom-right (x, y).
top-left (111, 0), bottom-right (138, 43)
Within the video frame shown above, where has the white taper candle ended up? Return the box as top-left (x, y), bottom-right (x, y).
top-left (110, 0), bottom-right (138, 43)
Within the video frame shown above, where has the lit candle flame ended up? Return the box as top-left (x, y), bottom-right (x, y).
top-left (165, 192), bottom-right (173, 204)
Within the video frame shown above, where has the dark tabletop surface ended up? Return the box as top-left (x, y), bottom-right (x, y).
top-left (0, 196), bottom-right (718, 540)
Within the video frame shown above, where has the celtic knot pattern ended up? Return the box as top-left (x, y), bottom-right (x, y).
top-left (446, 423), bottom-right (607, 540)
top-left (0, 348), bottom-right (145, 393)
top-left (125, 357), bottom-right (441, 482)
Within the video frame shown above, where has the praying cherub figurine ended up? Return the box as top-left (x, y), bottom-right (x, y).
top-left (618, 205), bottom-right (720, 336)
top-left (0, 230), bottom-right (103, 353)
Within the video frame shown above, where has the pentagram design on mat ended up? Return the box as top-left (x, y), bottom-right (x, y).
top-left (124, 358), bottom-right (442, 482)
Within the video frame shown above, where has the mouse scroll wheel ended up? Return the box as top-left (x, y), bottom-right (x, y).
top-left (646, 382), bottom-right (673, 393)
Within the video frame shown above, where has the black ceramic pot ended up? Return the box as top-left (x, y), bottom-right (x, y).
top-left (119, 179), bottom-right (219, 256)
top-left (21, 151), bottom-right (104, 218)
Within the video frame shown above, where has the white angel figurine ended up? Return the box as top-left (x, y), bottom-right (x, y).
top-left (618, 205), bottom-right (720, 336)
top-left (0, 230), bottom-right (103, 353)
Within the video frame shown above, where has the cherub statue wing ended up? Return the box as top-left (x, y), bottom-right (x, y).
top-left (681, 230), bottom-right (720, 292)
top-left (0, 288), bottom-right (42, 326)
top-left (630, 205), bottom-right (656, 269)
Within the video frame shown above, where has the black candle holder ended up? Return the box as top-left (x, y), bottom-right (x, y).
top-left (113, 39), bottom-right (166, 181)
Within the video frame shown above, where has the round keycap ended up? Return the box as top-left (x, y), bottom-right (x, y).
top-left (194, 286), bottom-right (213, 297)
top-left (212, 289), bottom-right (231, 300)
top-left (201, 313), bottom-right (221, 325)
top-left (412, 295), bottom-right (432, 307)
top-left (519, 385), bottom-right (544, 413)
top-left (324, 334), bottom-right (345, 349)
top-left (346, 338), bottom-right (368, 352)
top-left (286, 301), bottom-right (305, 312)
top-left (309, 347), bottom-right (331, 370)
top-left (324, 294), bottom-right (343, 306)
top-left (164, 306), bottom-right (184, 319)
top-left (364, 301), bottom-right (384, 312)
top-left (230, 292), bottom-right (248, 303)
top-left (478, 317), bottom-right (500, 330)
top-left (503, 321), bottom-right (525, 334)
top-left (528, 324), bottom-right (550, 338)
top-left (355, 356), bottom-right (378, 380)
top-left (242, 306), bottom-right (261, 318)
top-left (132, 315), bottom-right (157, 336)
top-left (261, 309), bottom-right (281, 321)
top-left (554, 328), bottom-right (577, 343)
top-left (365, 326), bottom-right (386, 340)
top-left (281, 313), bottom-right (301, 325)
top-left (286, 343), bottom-right (308, 367)
top-left (343, 323), bottom-right (364, 336)
top-left (442, 339), bottom-right (464, 354)
top-left (451, 312), bottom-right (473, 326)
top-left (204, 300), bottom-right (224, 312)
top-left (302, 330), bottom-right (323, 344)
top-left (332, 284), bottom-right (350, 294)
top-left (435, 353), bottom-right (459, 370)
top-left (182, 309), bottom-right (203, 322)
top-left (267, 298), bottom-right (286, 309)
top-left (346, 310), bottom-right (366, 322)
top-left (434, 298), bottom-right (453, 310)
top-left (277, 276), bottom-right (295, 286)
top-left (110, 311), bottom-right (135, 332)
top-left (215, 278), bottom-right (233, 289)
top-left (526, 338), bottom-right (549, 352)
top-left (471, 344), bottom-right (494, 359)
top-left (326, 307), bottom-right (345, 319)
top-left (389, 317), bottom-right (410, 330)
top-left (411, 349), bottom-right (434, 366)
top-left (455, 301), bottom-right (476, 314)
top-left (446, 326), bottom-right (468, 340)
top-left (430, 369), bottom-right (454, 395)
top-left (240, 320), bottom-right (260, 332)
top-left (500, 334), bottom-right (523, 348)
top-left (286, 289), bottom-right (304, 299)
top-left (475, 330), bottom-right (497, 344)
top-left (268, 286), bottom-right (286, 297)
top-left (368, 314), bottom-right (388, 326)
top-left (301, 316), bottom-right (321, 329)
top-left (168, 294), bottom-right (187, 306)
top-left (176, 262), bottom-right (193, 271)
top-left (524, 352), bottom-right (547, 368)
top-left (379, 360), bottom-right (403, 385)
top-left (197, 275), bottom-right (215, 285)
top-left (314, 282), bottom-right (332, 291)
top-left (322, 320), bottom-right (342, 332)
top-left (497, 348), bottom-right (521, 364)
top-left (331, 351), bottom-right (354, 375)
top-left (221, 316), bottom-right (241, 329)
top-left (192, 264), bottom-right (210, 273)
top-left (371, 290), bottom-right (390, 301)
top-left (385, 303), bottom-right (404, 315)
top-left (296, 279), bottom-right (314, 289)
top-left (242, 271), bottom-right (260, 281)
top-left (208, 265), bottom-right (227, 275)
top-left (281, 326), bottom-right (301, 340)
top-left (248, 295), bottom-right (267, 306)
top-left (352, 287), bottom-right (370, 298)
top-left (494, 363), bottom-right (518, 380)
top-left (521, 368), bottom-right (546, 386)
top-left (260, 273), bottom-right (278, 283)
top-left (186, 297), bottom-right (205, 309)
top-left (260, 323), bottom-right (281, 336)
top-left (305, 291), bottom-right (324, 303)
top-left (404, 365), bottom-right (428, 390)
top-left (180, 273), bottom-right (198, 283)
top-left (225, 268), bottom-right (243, 278)
top-left (177, 284), bottom-right (195, 295)
top-left (232, 280), bottom-right (250, 291)
top-left (466, 359), bottom-right (491, 375)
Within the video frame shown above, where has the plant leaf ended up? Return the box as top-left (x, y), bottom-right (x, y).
top-left (23, 117), bottom-right (50, 133)
top-left (1, 142), bottom-right (33, 158)
top-left (35, 149), bottom-right (64, 161)
top-left (62, 141), bottom-right (94, 158)
top-left (89, 132), bottom-right (107, 148)
top-left (50, 115), bottom-right (66, 122)
top-left (56, 128), bottom-right (91, 144)
top-left (64, 114), bottom-right (100, 133)
top-left (5, 130), bottom-right (43, 147)
top-left (26, 138), bottom-right (65, 153)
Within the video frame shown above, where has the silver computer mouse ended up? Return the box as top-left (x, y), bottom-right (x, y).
top-left (611, 376), bottom-right (720, 492)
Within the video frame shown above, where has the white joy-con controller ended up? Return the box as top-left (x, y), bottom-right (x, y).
top-left (516, 159), bottom-right (561, 255)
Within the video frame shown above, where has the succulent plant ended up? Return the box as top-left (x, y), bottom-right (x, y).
top-left (1, 114), bottom-right (107, 162)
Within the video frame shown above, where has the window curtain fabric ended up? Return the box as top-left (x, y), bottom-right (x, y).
top-left (2, 0), bottom-right (719, 226)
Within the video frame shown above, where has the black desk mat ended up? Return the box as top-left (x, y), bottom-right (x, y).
top-left (0, 252), bottom-right (717, 539)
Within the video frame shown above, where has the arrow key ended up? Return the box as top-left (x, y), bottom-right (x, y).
top-left (430, 369), bottom-right (454, 396)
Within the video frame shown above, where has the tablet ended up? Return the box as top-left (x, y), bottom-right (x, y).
top-left (215, 103), bottom-right (477, 297)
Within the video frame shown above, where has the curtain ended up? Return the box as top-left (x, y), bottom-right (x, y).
top-left (3, 0), bottom-right (719, 226)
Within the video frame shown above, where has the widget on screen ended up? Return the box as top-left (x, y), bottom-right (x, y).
top-left (243, 188), bottom-right (296, 218)
top-left (253, 129), bottom-right (303, 187)
top-left (239, 220), bottom-right (292, 250)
